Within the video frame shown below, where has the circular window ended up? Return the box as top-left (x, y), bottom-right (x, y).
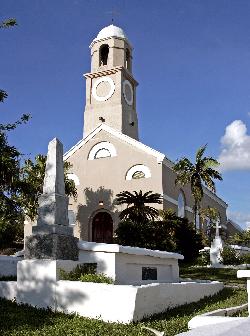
top-left (92, 77), bottom-right (115, 102)
top-left (122, 80), bottom-right (133, 106)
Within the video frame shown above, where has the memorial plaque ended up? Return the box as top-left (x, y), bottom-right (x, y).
top-left (142, 267), bottom-right (157, 280)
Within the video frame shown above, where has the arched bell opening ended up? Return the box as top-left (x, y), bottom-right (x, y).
top-left (99, 44), bottom-right (109, 66)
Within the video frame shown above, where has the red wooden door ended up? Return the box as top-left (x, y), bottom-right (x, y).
top-left (92, 212), bottom-right (113, 243)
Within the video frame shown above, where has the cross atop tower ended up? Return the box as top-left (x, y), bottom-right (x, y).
top-left (106, 9), bottom-right (120, 24)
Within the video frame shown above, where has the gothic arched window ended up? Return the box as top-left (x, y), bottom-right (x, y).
top-left (100, 44), bottom-right (109, 66)
top-left (177, 191), bottom-right (185, 218)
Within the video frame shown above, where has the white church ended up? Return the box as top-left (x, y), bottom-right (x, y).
top-left (55, 25), bottom-right (239, 243)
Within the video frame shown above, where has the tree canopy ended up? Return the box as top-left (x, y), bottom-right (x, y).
top-left (174, 145), bottom-right (222, 227)
top-left (17, 155), bottom-right (77, 221)
top-left (115, 190), bottom-right (162, 223)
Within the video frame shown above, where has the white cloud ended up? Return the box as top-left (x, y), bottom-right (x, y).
top-left (218, 120), bottom-right (250, 171)
top-left (227, 210), bottom-right (250, 230)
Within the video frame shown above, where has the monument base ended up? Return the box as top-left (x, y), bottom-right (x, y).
top-left (25, 233), bottom-right (79, 260)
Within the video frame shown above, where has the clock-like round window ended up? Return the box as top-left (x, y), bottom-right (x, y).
top-left (92, 77), bottom-right (115, 102)
top-left (122, 80), bottom-right (133, 106)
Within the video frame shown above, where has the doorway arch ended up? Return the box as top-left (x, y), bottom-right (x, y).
top-left (92, 211), bottom-right (113, 243)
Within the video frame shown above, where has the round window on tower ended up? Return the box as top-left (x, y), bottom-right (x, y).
top-left (122, 80), bottom-right (133, 106)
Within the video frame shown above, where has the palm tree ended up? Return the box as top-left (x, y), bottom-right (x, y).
top-left (115, 190), bottom-right (163, 223)
top-left (173, 145), bottom-right (222, 228)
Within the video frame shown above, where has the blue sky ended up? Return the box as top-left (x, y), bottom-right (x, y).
top-left (1, 0), bottom-right (250, 228)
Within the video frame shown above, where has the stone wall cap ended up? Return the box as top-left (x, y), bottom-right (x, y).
top-left (237, 270), bottom-right (250, 278)
top-left (78, 240), bottom-right (184, 260)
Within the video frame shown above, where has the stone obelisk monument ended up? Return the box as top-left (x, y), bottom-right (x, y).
top-left (25, 138), bottom-right (78, 260)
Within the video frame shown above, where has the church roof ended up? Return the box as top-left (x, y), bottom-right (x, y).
top-left (64, 123), bottom-right (227, 208)
top-left (91, 25), bottom-right (128, 46)
top-left (64, 123), bottom-right (166, 164)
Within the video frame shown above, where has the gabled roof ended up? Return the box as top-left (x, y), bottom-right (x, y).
top-left (63, 123), bottom-right (227, 208)
top-left (227, 219), bottom-right (243, 232)
top-left (63, 123), bottom-right (166, 163)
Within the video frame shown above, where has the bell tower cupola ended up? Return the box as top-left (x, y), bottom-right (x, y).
top-left (83, 25), bottom-right (139, 140)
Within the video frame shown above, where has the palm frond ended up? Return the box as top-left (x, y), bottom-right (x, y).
top-left (196, 145), bottom-right (207, 163)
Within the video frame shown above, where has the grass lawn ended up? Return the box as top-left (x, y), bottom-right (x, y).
top-left (0, 282), bottom-right (247, 336)
top-left (179, 266), bottom-right (247, 288)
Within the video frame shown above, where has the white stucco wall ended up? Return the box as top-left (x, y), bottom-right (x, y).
top-left (16, 259), bottom-right (80, 309)
top-left (0, 281), bottom-right (17, 300)
top-left (0, 256), bottom-right (22, 277)
top-left (1, 259), bottom-right (223, 323)
top-left (56, 281), bottom-right (138, 322)
top-left (78, 241), bottom-right (183, 285)
top-left (78, 250), bottom-right (116, 280)
top-left (115, 253), bottom-right (179, 285)
top-left (55, 280), bottom-right (223, 323)
top-left (134, 281), bottom-right (223, 321)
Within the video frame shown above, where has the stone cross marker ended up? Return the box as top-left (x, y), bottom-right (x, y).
top-left (25, 138), bottom-right (78, 260)
top-left (214, 219), bottom-right (222, 237)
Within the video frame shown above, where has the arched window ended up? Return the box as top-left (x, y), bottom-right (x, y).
top-left (132, 171), bottom-right (145, 179)
top-left (88, 141), bottom-right (117, 160)
top-left (125, 48), bottom-right (131, 71)
top-left (100, 44), bottom-right (109, 66)
top-left (67, 173), bottom-right (80, 186)
top-left (126, 164), bottom-right (151, 180)
top-left (94, 148), bottom-right (111, 159)
top-left (177, 191), bottom-right (185, 218)
top-left (195, 212), bottom-right (200, 230)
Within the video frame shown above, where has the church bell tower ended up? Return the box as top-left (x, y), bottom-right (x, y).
top-left (83, 25), bottom-right (139, 140)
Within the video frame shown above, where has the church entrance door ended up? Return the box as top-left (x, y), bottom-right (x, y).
top-left (92, 212), bottom-right (113, 243)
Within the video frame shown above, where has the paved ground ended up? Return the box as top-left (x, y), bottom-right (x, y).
top-left (176, 318), bottom-right (250, 336)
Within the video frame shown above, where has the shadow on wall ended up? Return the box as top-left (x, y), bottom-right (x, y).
top-left (76, 186), bottom-right (120, 240)
top-left (16, 260), bottom-right (88, 311)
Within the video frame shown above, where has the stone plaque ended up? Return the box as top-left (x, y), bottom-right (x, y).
top-left (142, 267), bottom-right (157, 280)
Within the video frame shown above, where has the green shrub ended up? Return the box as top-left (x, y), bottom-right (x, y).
top-left (242, 253), bottom-right (250, 264)
top-left (196, 250), bottom-right (210, 266)
top-left (59, 263), bottom-right (97, 281)
top-left (115, 214), bottom-right (203, 263)
top-left (115, 220), bottom-right (176, 251)
top-left (79, 273), bottom-right (114, 284)
top-left (59, 264), bottom-right (113, 284)
top-left (221, 246), bottom-right (243, 265)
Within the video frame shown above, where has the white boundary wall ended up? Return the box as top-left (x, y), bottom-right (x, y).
top-left (0, 256), bottom-right (22, 277)
top-left (0, 260), bottom-right (223, 323)
top-left (0, 281), bottom-right (17, 300)
top-left (56, 280), bottom-right (223, 323)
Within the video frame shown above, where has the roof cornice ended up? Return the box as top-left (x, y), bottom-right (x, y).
top-left (203, 186), bottom-right (228, 208)
top-left (83, 66), bottom-right (138, 86)
top-left (63, 124), bottom-right (165, 163)
top-left (64, 124), bottom-right (227, 209)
